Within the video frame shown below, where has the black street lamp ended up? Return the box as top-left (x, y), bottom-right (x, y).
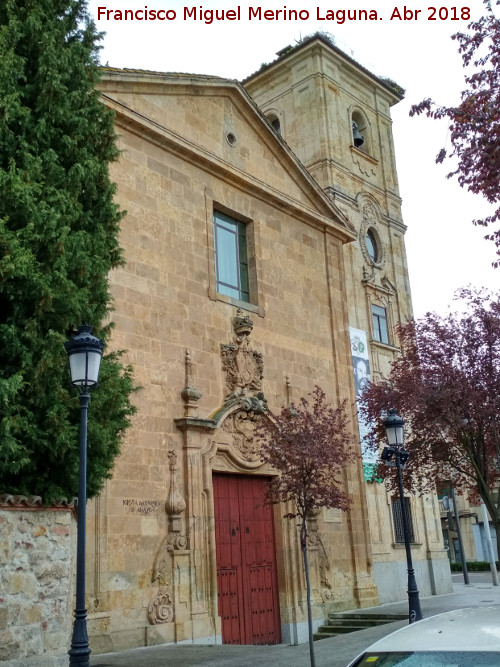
top-left (381, 409), bottom-right (423, 624)
top-left (65, 325), bottom-right (105, 667)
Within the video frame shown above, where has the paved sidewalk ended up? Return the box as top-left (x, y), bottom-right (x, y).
top-left (90, 573), bottom-right (500, 667)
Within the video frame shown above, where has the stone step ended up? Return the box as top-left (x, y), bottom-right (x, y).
top-left (328, 612), bottom-right (408, 622)
top-left (313, 630), bottom-right (341, 641)
top-left (327, 617), bottom-right (393, 627)
top-left (313, 612), bottom-right (408, 641)
top-left (317, 623), bottom-right (376, 635)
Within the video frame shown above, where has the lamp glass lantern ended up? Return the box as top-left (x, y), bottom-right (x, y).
top-left (384, 408), bottom-right (405, 448)
top-left (65, 325), bottom-right (105, 390)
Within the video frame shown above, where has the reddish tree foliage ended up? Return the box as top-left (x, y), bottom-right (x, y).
top-left (256, 386), bottom-right (358, 667)
top-left (256, 386), bottom-right (357, 518)
top-left (410, 0), bottom-right (500, 265)
top-left (360, 289), bottom-right (500, 549)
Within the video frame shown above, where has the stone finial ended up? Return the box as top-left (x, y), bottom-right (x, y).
top-left (285, 374), bottom-right (293, 407)
top-left (167, 450), bottom-right (177, 472)
top-left (181, 349), bottom-right (202, 417)
top-left (165, 450), bottom-right (186, 532)
top-left (232, 308), bottom-right (253, 338)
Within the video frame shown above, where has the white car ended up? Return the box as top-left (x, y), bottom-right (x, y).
top-left (347, 606), bottom-right (500, 666)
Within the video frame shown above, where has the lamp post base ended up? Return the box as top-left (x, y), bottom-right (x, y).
top-left (408, 570), bottom-right (423, 623)
top-left (68, 608), bottom-right (91, 666)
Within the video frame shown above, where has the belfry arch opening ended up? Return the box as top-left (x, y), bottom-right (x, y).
top-left (351, 110), bottom-right (371, 155)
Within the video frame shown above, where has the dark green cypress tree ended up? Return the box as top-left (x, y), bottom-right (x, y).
top-left (0, 0), bottom-right (135, 501)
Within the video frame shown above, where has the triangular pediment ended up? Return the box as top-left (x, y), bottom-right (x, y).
top-left (99, 70), bottom-right (354, 240)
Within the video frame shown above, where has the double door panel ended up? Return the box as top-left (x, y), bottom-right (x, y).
top-left (213, 474), bottom-right (281, 645)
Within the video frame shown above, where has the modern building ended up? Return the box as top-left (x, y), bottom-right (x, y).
top-left (82, 35), bottom-right (451, 653)
top-left (438, 490), bottom-right (498, 564)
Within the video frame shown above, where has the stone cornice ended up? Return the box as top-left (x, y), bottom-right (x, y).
top-left (309, 157), bottom-right (404, 207)
top-left (0, 494), bottom-right (75, 510)
top-left (243, 36), bottom-right (403, 108)
top-left (174, 417), bottom-right (218, 432)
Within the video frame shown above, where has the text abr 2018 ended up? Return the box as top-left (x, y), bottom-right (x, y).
top-left (96, 6), bottom-right (472, 24)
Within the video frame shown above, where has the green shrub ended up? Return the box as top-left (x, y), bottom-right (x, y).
top-left (450, 561), bottom-right (500, 572)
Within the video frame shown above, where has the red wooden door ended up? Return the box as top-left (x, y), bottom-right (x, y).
top-left (213, 474), bottom-right (281, 645)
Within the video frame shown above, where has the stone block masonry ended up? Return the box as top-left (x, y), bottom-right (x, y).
top-left (0, 496), bottom-right (76, 666)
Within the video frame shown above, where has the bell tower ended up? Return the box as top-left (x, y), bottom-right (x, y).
top-left (244, 35), bottom-right (451, 605)
top-left (244, 33), bottom-right (411, 397)
top-left (243, 35), bottom-right (404, 227)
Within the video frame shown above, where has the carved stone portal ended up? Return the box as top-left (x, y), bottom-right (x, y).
top-left (148, 450), bottom-right (188, 625)
top-left (222, 408), bottom-right (262, 462)
top-left (147, 572), bottom-right (174, 625)
top-left (221, 310), bottom-right (263, 400)
top-left (306, 511), bottom-right (334, 603)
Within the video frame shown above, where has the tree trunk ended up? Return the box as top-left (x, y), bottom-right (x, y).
top-left (300, 517), bottom-right (316, 667)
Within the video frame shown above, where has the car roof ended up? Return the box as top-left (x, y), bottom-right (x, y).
top-left (363, 607), bottom-right (500, 652)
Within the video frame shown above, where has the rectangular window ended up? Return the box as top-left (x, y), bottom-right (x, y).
top-left (392, 497), bottom-right (415, 544)
top-left (372, 304), bottom-right (389, 344)
top-left (214, 211), bottom-right (249, 303)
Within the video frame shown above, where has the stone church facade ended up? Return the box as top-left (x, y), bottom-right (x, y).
top-left (83, 36), bottom-right (451, 653)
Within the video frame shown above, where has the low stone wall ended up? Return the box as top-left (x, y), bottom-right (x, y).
top-left (0, 496), bottom-right (76, 665)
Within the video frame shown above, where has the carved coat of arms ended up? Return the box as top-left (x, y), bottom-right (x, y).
top-left (221, 310), bottom-right (263, 399)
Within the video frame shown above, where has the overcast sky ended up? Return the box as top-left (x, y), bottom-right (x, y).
top-left (88, 0), bottom-right (499, 317)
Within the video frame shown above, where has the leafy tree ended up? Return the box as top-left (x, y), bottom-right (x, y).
top-left (256, 387), bottom-right (357, 667)
top-left (0, 0), bottom-right (135, 502)
top-left (360, 289), bottom-right (500, 554)
top-left (410, 0), bottom-right (500, 265)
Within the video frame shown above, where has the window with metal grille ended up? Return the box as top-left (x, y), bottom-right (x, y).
top-left (214, 211), bottom-right (249, 303)
top-left (392, 497), bottom-right (415, 544)
top-left (372, 304), bottom-right (389, 344)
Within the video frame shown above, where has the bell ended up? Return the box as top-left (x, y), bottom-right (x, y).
top-left (352, 122), bottom-right (364, 148)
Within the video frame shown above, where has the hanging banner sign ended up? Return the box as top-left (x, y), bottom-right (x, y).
top-left (349, 327), bottom-right (379, 482)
